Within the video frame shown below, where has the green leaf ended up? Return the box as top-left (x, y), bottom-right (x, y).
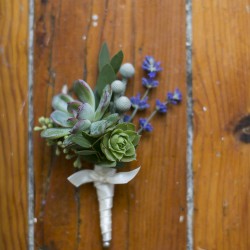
top-left (71, 134), bottom-right (92, 148)
top-left (76, 150), bottom-right (97, 156)
top-left (63, 134), bottom-right (75, 147)
top-left (50, 110), bottom-right (74, 127)
top-left (41, 128), bottom-right (71, 139)
top-left (73, 80), bottom-right (95, 108)
top-left (96, 64), bottom-right (116, 96)
top-left (52, 94), bottom-right (74, 113)
top-left (110, 50), bottom-right (124, 73)
top-left (94, 85), bottom-right (112, 121)
top-left (99, 42), bottom-right (110, 71)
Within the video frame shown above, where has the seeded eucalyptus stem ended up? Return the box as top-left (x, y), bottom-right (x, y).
top-left (121, 78), bottom-right (128, 95)
top-left (128, 88), bottom-right (150, 122)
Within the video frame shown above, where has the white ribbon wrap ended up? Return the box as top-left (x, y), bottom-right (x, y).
top-left (67, 165), bottom-right (140, 247)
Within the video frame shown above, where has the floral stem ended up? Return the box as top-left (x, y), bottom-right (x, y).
top-left (128, 107), bottom-right (138, 122)
top-left (141, 88), bottom-right (150, 100)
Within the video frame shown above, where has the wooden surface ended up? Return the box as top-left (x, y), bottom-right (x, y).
top-left (33, 0), bottom-right (186, 249)
top-left (0, 0), bottom-right (28, 249)
top-left (193, 0), bottom-right (250, 249)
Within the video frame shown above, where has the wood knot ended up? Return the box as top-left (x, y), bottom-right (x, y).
top-left (234, 115), bottom-right (250, 143)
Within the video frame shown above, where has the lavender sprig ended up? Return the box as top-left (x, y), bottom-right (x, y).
top-left (138, 89), bottom-right (182, 133)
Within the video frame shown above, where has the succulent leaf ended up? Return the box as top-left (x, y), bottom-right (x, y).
top-left (41, 128), bottom-right (71, 139)
top-left (52, 94), bottom-right (74, 113)
top-left (71, 119), bottom-right (91, 134)
top-left (73, 80), bottom-right (95, 108)
top-left (94, 85), bottom-right (113, 121)
top-left (67, 101), bottom-right (82, 115)
top-left (103, 113), bottom-right (120, 127)
top-left (50, 110), bottom-right (74, 127)
top-left (77, 103), bottom-right (95, 121)
top-left (90, 120), bottom-right (108, 137)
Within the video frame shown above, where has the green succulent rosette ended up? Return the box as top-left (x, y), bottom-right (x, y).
top-left (100, 123), bottom-right (140, 163)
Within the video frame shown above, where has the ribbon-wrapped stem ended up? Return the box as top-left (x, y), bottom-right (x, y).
top-left (67, 165), bottom-right (140, 247)
top-left (93, 166), bottom-right (115, 247)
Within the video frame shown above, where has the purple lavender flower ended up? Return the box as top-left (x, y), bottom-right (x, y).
top-left (142, 56), bottom-right (162, 78)
top-left (123, 115), bottom-right (131, 122)
top-left (167, 88), bottom-right (182, 105)
top-left (142, 77), bottom-right (159, 89)
top-left (156, 100), bottom-right (167, 113)
top-left (139, 118), bottom-right (153, 132)
top-left (130, 93), bottom-right (150, 110)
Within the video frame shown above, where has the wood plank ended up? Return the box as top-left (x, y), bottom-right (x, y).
top-left (34, 0), bottom-right (186, 249)
top-left (193, 1), bottom-right (250, 249)
top-left (0, 0), bottom-right (28, 249)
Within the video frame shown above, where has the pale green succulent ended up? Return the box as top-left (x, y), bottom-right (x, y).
top-left (100, 123), bottom-right (140, 163)
top-left (41, 80), bottom-right (119, 140)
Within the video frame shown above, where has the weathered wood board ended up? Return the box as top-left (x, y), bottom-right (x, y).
top-left (33, 0), bottom-right (186, 249)
top-left (0, 0), bottom-right (28, 249)
top-left (193, 1), bottom-right (250, 249)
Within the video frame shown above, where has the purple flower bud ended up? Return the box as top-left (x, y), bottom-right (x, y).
top-left (142, 77), bottom-right (159, 89)
top-left (155, 100), bottom-right (167, 113)
top-left (167, 88), bottom-right (182, 105)
top-left (142, 56), bottom-right (162, 78)
top-left (123, 115), bottom-right (131, 122)
top-left (139, 118), bottom-right (153, 132)
top-left (130, 93), bottom-right (150, 110)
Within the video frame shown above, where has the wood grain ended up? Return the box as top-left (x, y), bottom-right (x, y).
top-left (0, 0), bottom-right (28, 249)
top-left (34, 0), bottom-right (186, 249)
top-left (193, 0), bottom-right (250, 249)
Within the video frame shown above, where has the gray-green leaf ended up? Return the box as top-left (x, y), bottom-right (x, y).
top-left (99, 42), bottom-right (110, 71)
top-left (76, 150), bottom-right (97, 156)
top-left (110, 50), bottom-right (124, 73)
top-left (96, 64), bottom-right (116, 96)
top-left (71, 134), bottom-right (92, 148)
top-left (41, 128), bottom-right (71, 139)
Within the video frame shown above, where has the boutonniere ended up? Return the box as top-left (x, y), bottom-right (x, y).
top-left (34, 43), bottom-right (182, 247)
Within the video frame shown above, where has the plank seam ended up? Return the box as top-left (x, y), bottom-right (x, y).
top-left (186, 0), bottom-right (193, 250)
top-left (28, 0), bottom-right (35, 249)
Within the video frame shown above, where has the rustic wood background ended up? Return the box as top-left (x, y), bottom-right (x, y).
top-left (0, 0), bottom-right (249, 249)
